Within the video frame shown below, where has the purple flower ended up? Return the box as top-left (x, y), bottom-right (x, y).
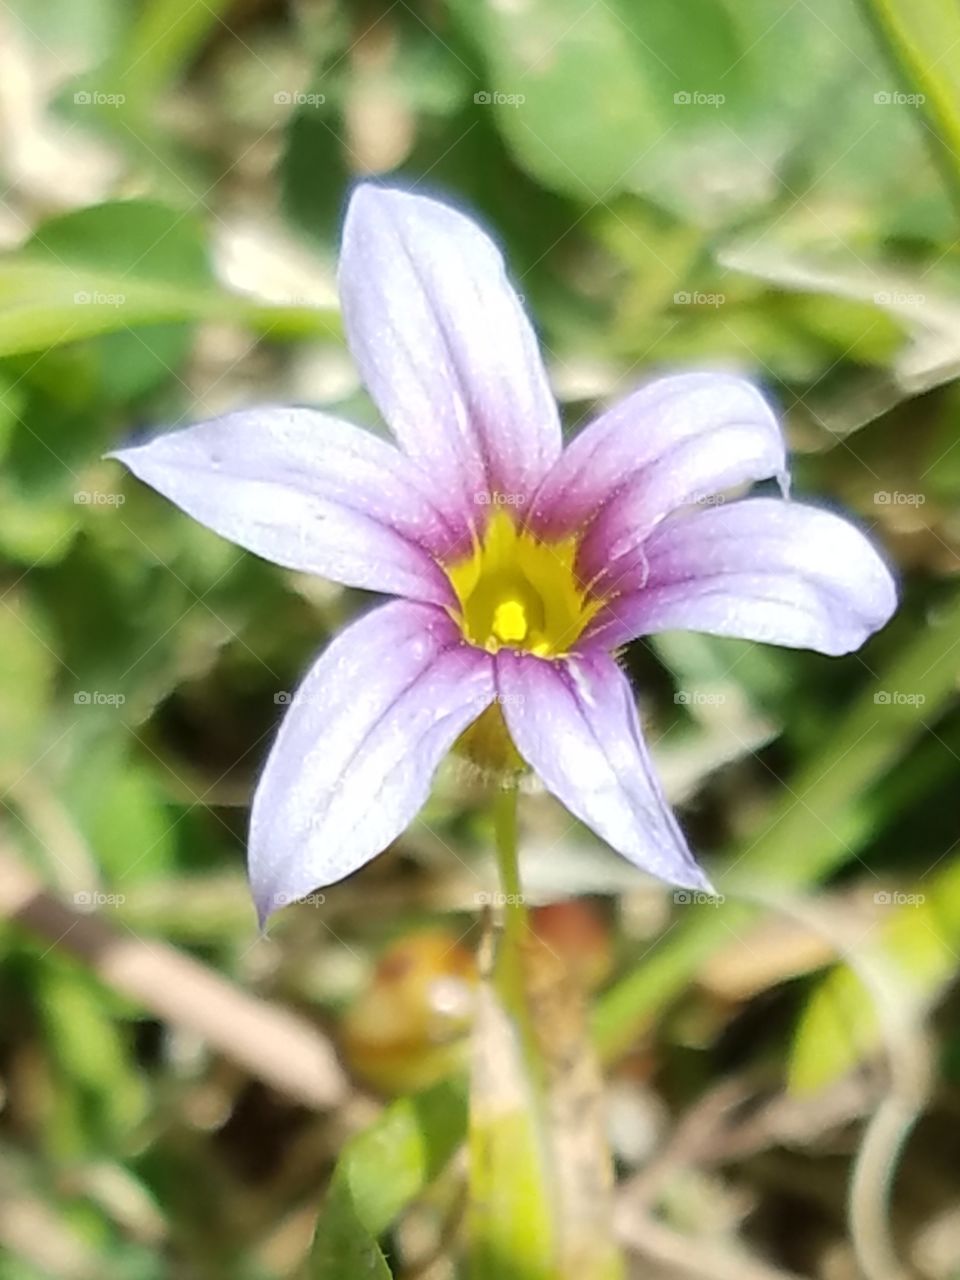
top-left (112, 185), bottom-right (896, 921)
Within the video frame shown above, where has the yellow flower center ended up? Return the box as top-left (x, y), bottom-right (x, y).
top-left (445, 509), bottom-right (603, 657)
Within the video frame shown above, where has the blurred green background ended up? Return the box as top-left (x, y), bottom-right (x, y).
top-left (1, 0), bottom-right (959, 1277)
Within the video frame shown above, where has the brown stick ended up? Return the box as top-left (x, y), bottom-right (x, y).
top-left (0, 843), bottom-right (349, 1111)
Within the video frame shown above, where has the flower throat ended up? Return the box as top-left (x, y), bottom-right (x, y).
top-left (445, 509), bottom-right (603, 657)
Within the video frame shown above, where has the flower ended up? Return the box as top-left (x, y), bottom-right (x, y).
top-left (111, 184), bottom-right (896, 922)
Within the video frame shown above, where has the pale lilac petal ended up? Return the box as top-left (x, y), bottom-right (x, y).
top-left (590, 498), bottom-right (897, 655)
top-left (111, 408), bottom-right (457, 602)
top-left (529, 373), bottom-right (786, 585)
top-left (339, 184), bottom-right (561, 532)
top-left (250, 601), bottom-right (495, 922)
top-left (497, 650), bottom-right (710, 890)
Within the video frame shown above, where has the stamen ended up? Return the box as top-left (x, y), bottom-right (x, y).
top-left (445, 510), bottom-right (605, 658)
top-left (492, 599), bottom-right (529, 644)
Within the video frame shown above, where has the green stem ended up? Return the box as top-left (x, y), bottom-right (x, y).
top-left (469, 783), bottom-right (557, 1279)
top-left (493, 782), bottom-right (526, 936)
top-left (492, 782), bottom-right (534, 1049)
top-left (480, 783), bottom-right (624, 1279)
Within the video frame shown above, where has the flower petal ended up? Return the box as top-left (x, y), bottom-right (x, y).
top-left (497, 650), bottom-right (710, 890)
top-left (111, 408), bottom-right (457, 602)
top-left (530, 372), bottom-right (786, 584)
top-left (250, 600), bottom-right (495, 922)
top-left (339, 184), bottom-right (561, 531)
top-left (590, 497), bottom-right (897, 655)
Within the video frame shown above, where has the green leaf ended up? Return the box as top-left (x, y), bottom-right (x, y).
top-left (719, 236), bottom-right (960, 408)
top-left (308, 1080), bottom-right (467, 1278)
top-left (63, 743), bottom-right (177, 886)
top-left (35, 959), bottom-right (148, 1152)
top-left (109, 0), bottom-right (236, 108)
top-left (25, 198), bottom-right (214, 397)
top-left (4, 0), bottom-right (124, 62)
top-left (789, 859), bottom-right (960, 1092)
top-left (0, 592), bottom-right (57, 775)
top-left (594, 591), bottom-right (960, 1063)
top-left (28, 199), bottom-right (211, 282)
top-left (0, 387), bottom-right (81, 564)
top-left (0, 201), bottom-right (338, 358)
top-left (309, 1199), bottom-right (392, 1280)
top-left (453, 0), bottom-right (938, 228)
top-left (856, 0), bottom-right (960, 211)
top-left (452, 0), bottom-right (663, 200)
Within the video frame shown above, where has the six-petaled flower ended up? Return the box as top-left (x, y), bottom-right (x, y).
top-left (112, 185), bottom-right (896, 922)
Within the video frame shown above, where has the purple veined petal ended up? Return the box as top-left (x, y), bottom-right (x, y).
top-left (529, 372), bottom-right (787, 585)
top-left (339, 184), bottom-right (562, 533)
top-left (589, 497), bottom-right (897, 655)
top-left (497, 649), bottom-right (711, 891)
top-left (250, 600), bottom-right (495, 923)
top-left (110, 408), bottom-right (459, 603)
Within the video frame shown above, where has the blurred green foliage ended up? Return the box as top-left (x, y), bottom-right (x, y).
top-left (1, 0), bottom-right (959, 1277)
